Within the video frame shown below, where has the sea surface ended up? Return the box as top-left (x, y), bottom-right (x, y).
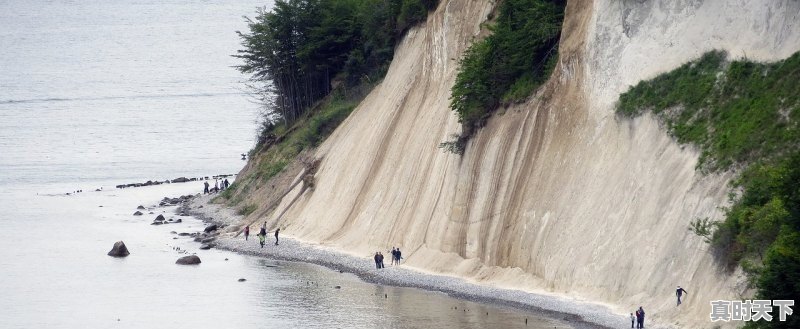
top-left (0, 1), bottom-right (568, 328)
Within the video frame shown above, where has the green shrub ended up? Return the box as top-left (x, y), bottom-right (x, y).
top-left (446, 0), bottom-right (565, 150)
top-left (618, 51), bottom-right (800, 328)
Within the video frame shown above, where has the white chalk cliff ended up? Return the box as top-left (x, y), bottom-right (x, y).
top-left (246, 1), bottom-right (800, 327)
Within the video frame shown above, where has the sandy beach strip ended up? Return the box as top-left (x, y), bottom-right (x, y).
top-left (183, 194), bottom-right (636, 329)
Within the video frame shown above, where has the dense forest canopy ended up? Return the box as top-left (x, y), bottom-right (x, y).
top-left (442, 0), bottom-right (565, 154)
top-left (236, 0), bottom-right (437, 146)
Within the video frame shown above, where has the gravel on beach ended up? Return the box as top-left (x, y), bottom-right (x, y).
top-left (183, 195), bottom-right (652, 329)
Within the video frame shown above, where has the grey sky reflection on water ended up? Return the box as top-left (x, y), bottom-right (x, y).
top-left (246, 258), bottom-right (568, 329)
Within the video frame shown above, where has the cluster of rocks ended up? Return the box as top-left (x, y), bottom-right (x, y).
top-left (151, 214), bottom-right (183, 225)
top-left (115, 174), bottom-right (236, 189)
top-left (158, 194), bottom-right (196, 207)
top-left (107, 241), bottom-right (201, 265)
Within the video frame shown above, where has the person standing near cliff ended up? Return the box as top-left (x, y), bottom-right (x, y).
top-left (396, 248), bottom-right (402, 265)
top-left (630, 312), bottom-right (635, 328)
top-left (274, 228), bottom-right (280, 245)
top-left (676, 286), bottom-right (688, 306)
top-left (203, 181), bottom-right (209, 194)
top-left (243, 226), bottom-right (250, 241)
top-left (637, 306), bottom-right (645, 328)
top-left (374, 252), bottom-right (381, 269)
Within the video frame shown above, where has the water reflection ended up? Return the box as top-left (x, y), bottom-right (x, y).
top-left (243, 259), bottom-right (569, 329)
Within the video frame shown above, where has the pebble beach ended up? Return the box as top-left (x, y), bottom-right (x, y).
top-left (183, 194), bottom-right (644, 329)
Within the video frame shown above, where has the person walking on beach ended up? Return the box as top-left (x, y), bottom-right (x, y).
top-left (378, 252), bottom-right (385, 268)
top-left (258, 222), bottom-right (267, 248)
top-left (214, 179), bottom-right (219, 193)
top-left (244, 226), bottom-right (250, 241)
top-left (274, 228), bottom-right (280, 245)
top-left (390, 247), bottom-right (397, 265)
top-left (224, 178), bottom-right (230, 189)
top-left (630, 312), bottom-right (635, 328)
top-left (203, 181), bottom-right (209, 194)
top-left (396, 248), bottom-right (402, 265)
top-left (374, 252), bottom-right (381, 269)
top-left (676, 286), bottom-right (688, 306)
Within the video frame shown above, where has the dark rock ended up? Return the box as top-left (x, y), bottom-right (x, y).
top-left (175, 219), bottom-right (182, 223)
top-left (178, 232), bottom-right (191, 236)
top-left (148, 212), bottom-right (154, 214)
top-left (151, 222), bottom-right (162, 225)
top-left (154, 214), bottom-right (165, 222)
top-left (334, 286), bottom-right (341, 289)
top-left (238, 278), bottom-right (246, 282)
top-left (175, 255), bottom-right (201, 265)
top-left (203, 224), bottom-right (218, 233)
top-left (107, 241), bottom-right (130, 257)
top-left (199, 244), bottom-right (213, 250)
top-left (170, 231), bottom-right (177, 234)
top-left (137, 205), bottom-right (145, 210)
top-left (173, 237), bottom-right (178, 239)
top-left (200, 237), bottom-right (216, 244)
top-left (133, 211), bottom-right (143, 216)
top-left (171, 177), bottom-right (190, 183)
top-left (198, 205), bottom-right (203, 208)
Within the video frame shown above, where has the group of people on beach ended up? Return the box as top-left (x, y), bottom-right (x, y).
top-left (373, 247), bottom-right (403, 269)
top-left (203, 178), bottom-right (229, 194)
top-left (630, 306), bottom-right (645, 328)
top-left (628, 286), bottom-right (689, 328)
top-left (243, 221), bottom-right (279, 248)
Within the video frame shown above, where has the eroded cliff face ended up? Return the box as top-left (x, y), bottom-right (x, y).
top-left (250, 1), bottom-right (800, 327)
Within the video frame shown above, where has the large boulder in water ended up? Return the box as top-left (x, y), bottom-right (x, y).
top-left (133, 211), bottom-right (143, 216)
top-left (154, 214), bottom-right (165, 222)
top-left (107, 241), bottom-right (130, 257)
top-left (176, 255), bottom-right (201, 265)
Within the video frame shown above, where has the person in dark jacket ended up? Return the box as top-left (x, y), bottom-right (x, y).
top-left (374, 252), bottom-right (381, 269)
top-left (676, 286), bottom-right (688, 306)
top-left (274, 228), bottom-right (280, 245)
top-left (636, 306), bottom-right (645, 328)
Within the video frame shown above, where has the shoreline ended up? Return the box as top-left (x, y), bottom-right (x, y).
top-left (182, 194), bottom-right (631, 329)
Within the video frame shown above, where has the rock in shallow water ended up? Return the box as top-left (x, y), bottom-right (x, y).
top-left (133, 211), bottom-right (143, 216)
top-left (107, 241), bottom-right (130, 257)
top-left (176, 255), bottom-right (201, 265)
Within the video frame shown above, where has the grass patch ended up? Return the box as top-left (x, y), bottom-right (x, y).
top-left (618, 51), bottom-right (800, 329)
top-left (237, 203), bottom-right (257, 216)
top-left (618, 51), bottom-right (800, 171)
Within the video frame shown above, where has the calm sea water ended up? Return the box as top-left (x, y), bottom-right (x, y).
top-left (0, 1), bottom-right (568, 328)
